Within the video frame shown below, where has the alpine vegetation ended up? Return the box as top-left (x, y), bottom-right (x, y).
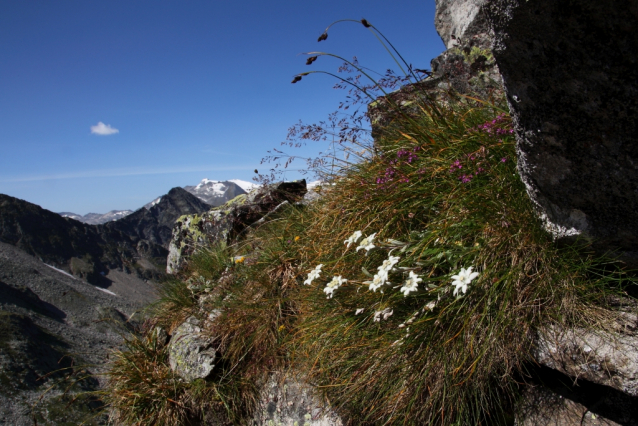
top-left (103, 18), bottom-right (637, 426)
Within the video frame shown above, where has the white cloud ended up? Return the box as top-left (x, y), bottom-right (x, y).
top-left (90, 121), bottom-right (119, 135)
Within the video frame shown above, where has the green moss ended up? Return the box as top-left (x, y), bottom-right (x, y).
top-left (450, 45), bottom-right (494, 63)
top-left (213, 193), bottom-right (248, 214)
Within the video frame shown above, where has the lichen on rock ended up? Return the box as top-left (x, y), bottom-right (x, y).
top-left (167, 316), bottom-right (219, 382)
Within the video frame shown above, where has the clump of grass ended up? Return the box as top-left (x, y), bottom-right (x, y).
top-left (287, 90), bottom-right (633, 424)
top-left (103, 205), bottom-right (312, 425)
top-left (103, 329), bottom-right (193, 424)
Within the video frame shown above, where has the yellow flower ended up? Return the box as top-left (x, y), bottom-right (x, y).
top-left (278, 325), bottom-right (286, 332)
top-left (235, 256), bottom-right (245, 264)
top-left (294, 236), bottom-right (300, 242)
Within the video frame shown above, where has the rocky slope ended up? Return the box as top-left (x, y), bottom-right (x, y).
top-left (0, 241), bottom-right (152, 425)
top-left (0, 187), bottom-right (213, 424)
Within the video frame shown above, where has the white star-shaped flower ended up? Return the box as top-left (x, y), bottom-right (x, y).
top-left (344, 231), bottom-right (362, 248)
top-left (450, 266), bottom-right (479, 296)
top-left (377, 255), bottom-right (400, 275)
top-left (324, 275), bottom-right (347, 299)
top-left (356, 233), bottom-right (377, 253)
top-left (400, 271), bottom-right (422, 296)
top-left (373, 308), bottom-right (393, 322)
top-left (364, 272), bottom-right (388, 293)
top-left (303, 264), bottom-right (323, 285)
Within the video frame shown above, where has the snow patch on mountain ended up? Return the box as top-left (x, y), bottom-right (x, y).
top-left (228, 179), bottom-right (259, 192)
top-left (144, 197), bottom-right (162, 210)
top-left (95, 286), bottom-right (118, 296)
top-left (44, 263), bottom-right (76, 279)
top-left (59, 210), bottom-right (134, 225)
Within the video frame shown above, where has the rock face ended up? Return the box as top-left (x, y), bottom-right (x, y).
top-left (253, 373), bottom-right (343, 426)
top-left (534, 317), bottom-right (638, 398)
top-left (435, 0), bottom-right (489, 49)
top-left (167, 180), bottom-right (307, 274)
top-left (485, 0), bottom-right (638, 261)
top-left (368, 0), bottom-right (501, 138)
top-left (168, 316), bottom-right (218, 382)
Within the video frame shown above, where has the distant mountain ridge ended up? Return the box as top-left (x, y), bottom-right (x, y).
top-left (59, 178), bottom-right (258, 224)
top-left (0, 187), bottom-right (211, 282)
top-left (59, 209), bottom-right (134, 225)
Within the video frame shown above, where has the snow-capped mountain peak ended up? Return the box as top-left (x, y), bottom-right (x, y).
top-left (184, 178), bottom-right (251, 207)
top-left (58, 210), bottom-right (134, 225)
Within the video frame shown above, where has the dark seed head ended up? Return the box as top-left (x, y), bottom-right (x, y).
top-left (306, 56), bottom-right (318, 65)
top-left (317, 32), bottom-right (328, 42)
top-left (361, 19), bottom-right (371, 28)
top-left (291, 75), bottom-right (302, 84)
top-left (254, 169), bottom-right (258, 174)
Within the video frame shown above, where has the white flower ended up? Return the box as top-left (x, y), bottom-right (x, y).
top-left (377, 255), bottom-right (400, 275)
top-left (424, 300), bottom-right (437, 311)
top-left (364, 272), bottom-right (388, 293)
top-left (356, 233), bottom-right (377, 253)
top-left (373, 308), bottom-right (393, 322)
top-left (451, 266), bottom-right (479, 296)
top-left (364, 254), bottom-right (399, 293)
top-left (400, 271), bottom-right (422, 297)
top-left (344, 230), bottom-right (362, 248)
top-left (355, 308), bottom-right (364, 315)
top-left (323, 275), bottom-right (347, 299)
top-left (303, 264), bottom-right (323, 285)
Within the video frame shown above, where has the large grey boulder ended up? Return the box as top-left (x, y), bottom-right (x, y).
top-left (485, 0), bottom-right (638, 263)
top-left (168, 316), bottom-right (218, 381)
top-left (435, 0), bottom-right (489, 49)
top-left (252, 373), bottom-right (343, 426)
top-left (533, 314), bottom-right (638, 398)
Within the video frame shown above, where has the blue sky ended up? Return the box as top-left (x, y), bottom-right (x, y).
top-left (0, 0), bottom-right (444, 214)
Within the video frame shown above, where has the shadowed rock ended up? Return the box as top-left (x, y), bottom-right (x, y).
top-left (486, 0), bottom-right (638, 263)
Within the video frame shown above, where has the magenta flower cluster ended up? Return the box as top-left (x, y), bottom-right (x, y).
top-left (397, 147), bottom-right (419, 163)
top-left (476, 113), bottom-right (514, 136)
top-left (375, 147), bottom-right (421, 188)
top-left (450, 153), bottom-right (487, 184)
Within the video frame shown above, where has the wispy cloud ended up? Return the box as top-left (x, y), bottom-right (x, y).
top-left (0, 165), bottom-right (254, 183)
top-left (91, 122), bottom-right (119, 135)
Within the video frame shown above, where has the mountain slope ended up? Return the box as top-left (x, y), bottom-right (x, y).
top-left (106, 187), bottom-right (211, 248)
top-left (0, 240), bottom-right (152, 424)
top-left (0, 188), bottom-right (211, 283)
